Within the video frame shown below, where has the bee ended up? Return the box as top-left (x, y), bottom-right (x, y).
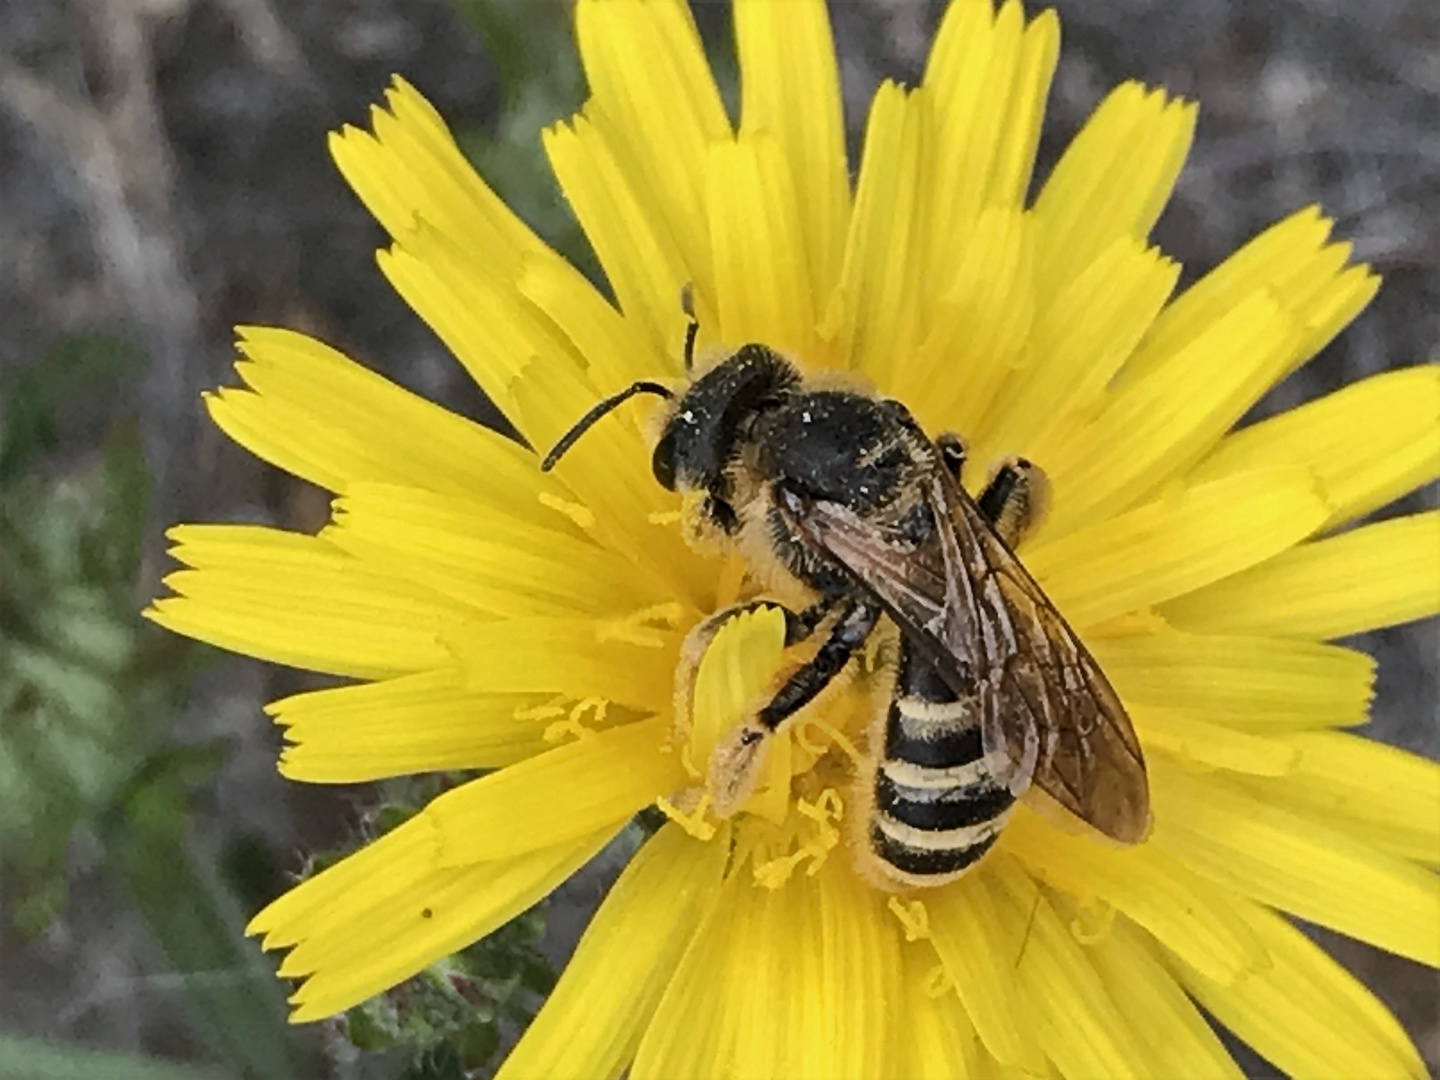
top-left (541, 300), bottom-right (1150, 889)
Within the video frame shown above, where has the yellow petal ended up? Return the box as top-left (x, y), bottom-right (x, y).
top-left (147, 525), bottom-right (464, 679)
top-left (208, 328), bottom-right (546, 503)
top-left (1151, 758), bottom-right (1440, 966)
top-left (897, 207), bottom-right (1034, 440)
top-left (496, 824), bottom-right (727, 1080)
top-left (1091, 628), bottom-right (1374, 731)
top-left (375, 229), bottom-right (572, 435)
top-left (1088, 919), bottom-right (1245, 1080)
top-left (831, 81), bottom-right (925, 386)
top-left (986, 854), bottom-right (1152, 1080)
top-left (896, 943), bottom-right (983, 1080)
top-left (1187, 365), bottom-right (1440, 531)
top-left (733, 0), bottom-right (849, 304)
top-left (389, 213), bottom-right (658, 428)
top-left (1032, 83), bottom-right (1194, 301)
top-left (631, 860), bottom-right (899, 1080)
top-left (975, 237), bottom-right (1178, 465)
top-left (427, 718), bottom-right (684, 864)
top-left (1130, 705), bottom-right (1299, 777)
top-left (1005, 805), bottom-right (1267, 986)
top-left (922, 0), bottom-right (1059, 240)
top-left (780, 864), bottom-right (901, 1080)
top-left (269, 670), bottom-right (552, 782)
top-left (1041, 209), bottom-right (1376, 535)
top-left (329, 77), bottom-right (544, 271)
top-left (283, 830), bottom-right (614, 1022)
top-left (1159, 511), bottom-right (1440, 640)
top-left (687, 605), bottom-right (788, 767)
top-left (1167, 900), bottom-right (1427, 1080)
top-left (1036, 291), bottom-right (1298, 538)
top-left (1234, 731), bottom-right (1440, 868)
top-left (515, 249), bottom-right (663, 389)
top-left (326, 481), bottom-right (666, 619)
top-left (443, 617), bottom-right (677, 713)
top-left (927, 865), bottom-right (1046, 1073)
top-left (918, 0), bottom-right (1025, 276)
top-left (1117, 206), bottom-right (1377, 389)
top-left (572, 0), bottom-right (729, 330)
top-left (707, 134), bottom-right (817, 359)
top-left (248, 809), bottom-right (440, 946)
top-left (505, 359), bottom-right (703, 599)
top-left (543, 111), bottom-right (695, 357)
top-left (1025, 466), bottom-right (1328, 630)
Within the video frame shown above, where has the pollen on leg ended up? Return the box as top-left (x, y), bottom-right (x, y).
top-left (706, 719), bottom-right (772, 815)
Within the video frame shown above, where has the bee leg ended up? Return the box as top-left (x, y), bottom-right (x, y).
top-left (680, 282), bottom-right (699, 372)
top-left (673, 596), bottom-right (836, 746)
top-left (935, 432), bottom-right (967, 482)
top-left (709, 598), bottom-right (880, 814)
top-left (757, 598), bottom-right (879, 730)
top-left (977, 457), bottom-right (1050, 549)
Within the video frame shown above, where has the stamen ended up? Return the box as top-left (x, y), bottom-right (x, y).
top-left (679, 740), bottom-right (703, 781)
top-left (596, 601), bottom-right (686, 647)
top-left (753, 850), bottom-right (810, 890)
top-left (923, 963), bottom-right (955, 998)
top-left (543, 696), bottom-right (608, 742)
top-left (888, 896), bottom-right (931, 942)
top-left (1069, 898), bottom-right (1116, 944)
top-left (797, 788), bottom-right (845, 826)
top-left (513, 696), bottom-right (569, 723)
top-left (647, 509), bottom-right (683, 526)
top-left (752, 789), bottom-right (844, 888)
top-left (795, 715), bottom-right (864, 768)
top-left (655, 790), bottom-right (717, 841)
top-left (538, 492), bottom-right (596, 532)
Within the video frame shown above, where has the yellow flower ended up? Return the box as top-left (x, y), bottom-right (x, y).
top-left (148, 0), bottom-right (1440, 1076)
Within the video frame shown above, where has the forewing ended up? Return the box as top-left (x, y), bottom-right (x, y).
top-left (783, 474), bottom-right (1149, 845)
top-left (941, 480), bottom-right (1150, 843)
top-left (776, 482), bottom-right (987, 678)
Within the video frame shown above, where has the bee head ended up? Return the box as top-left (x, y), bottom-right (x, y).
top-left (542, 342), bottom-right (799, 532)
top-left (650, 345), bottom-right (801, 525)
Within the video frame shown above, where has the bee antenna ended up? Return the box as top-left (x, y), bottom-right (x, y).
top-left (540, 380), bottom-right (675, 472)
top-left (680, 283), bottom-right (699, 372)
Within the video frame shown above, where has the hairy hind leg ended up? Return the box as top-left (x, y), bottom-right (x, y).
top-left (934, 432), bottom-right (1049, 549)
top-left (708, 597), bottom-right (879, 814)
top-left (673, 596), bottom-right (835, 745)
top-left (977, 457), bottom-right (1050, 549)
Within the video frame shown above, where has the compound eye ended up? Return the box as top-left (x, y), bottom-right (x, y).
top-left (651, 429), bottom-right (678, 490)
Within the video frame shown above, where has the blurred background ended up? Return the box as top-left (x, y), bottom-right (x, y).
top-left (0, 0), bottom-right (1434, 1077)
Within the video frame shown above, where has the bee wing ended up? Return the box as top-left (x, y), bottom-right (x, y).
top-left (779, 471), bottom-right (1150, 844)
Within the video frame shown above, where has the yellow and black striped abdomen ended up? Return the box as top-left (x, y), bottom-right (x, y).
top-left (865, 646), bottom-right (1016, 889)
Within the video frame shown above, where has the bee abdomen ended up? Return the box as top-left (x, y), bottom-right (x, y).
top-left (868, 695), bottom-right (1015, 886)
top-left (868, 819), bottom-right (1003, 879)
top-left (875, 767), bottom-right (1013, 830)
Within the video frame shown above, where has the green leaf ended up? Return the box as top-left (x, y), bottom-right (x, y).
top-left (105, 775), bottom-right (303, 1080)
top-left (0, 1034), bottom-right (233, 1080)
top-left (0, 333), bottom-right (144, 484)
